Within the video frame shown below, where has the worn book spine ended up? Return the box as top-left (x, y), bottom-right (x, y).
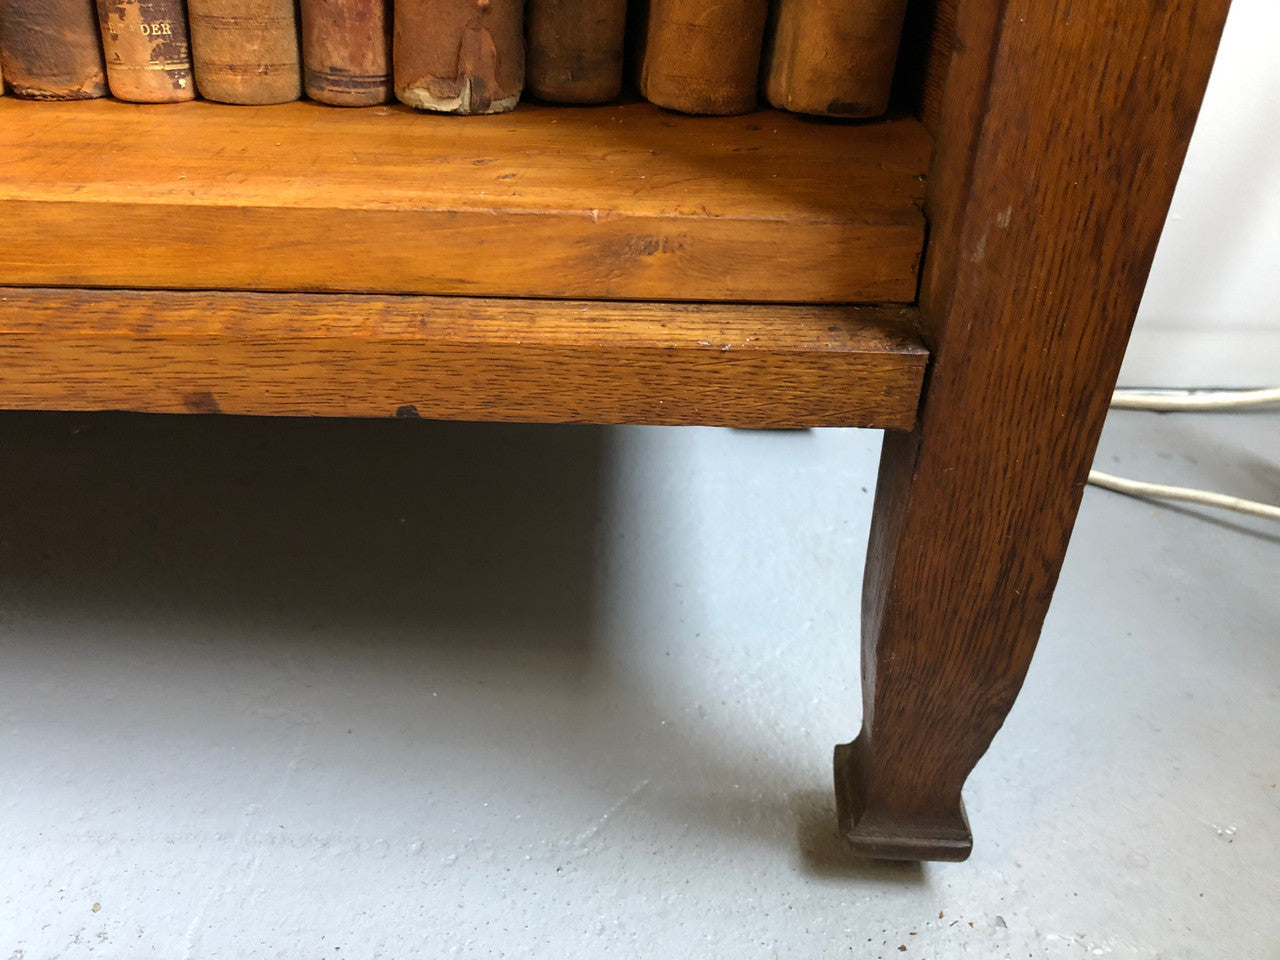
top-left (394, 0), bottom-right (524, 114)
top-left (762, 0), bottom-right (909, 117)
top-left (525, 0), bottom-right (626, 104)
top-left (95, 0), bottom-right (195, 102)
top-left (0, 0), bottom-right (108, 99)
top-left (635, 0), bottom-right (768, 115)
top-left (187, 0), bottom-right (302, 104)
top-left (300, 0), bottom-right (391, 106)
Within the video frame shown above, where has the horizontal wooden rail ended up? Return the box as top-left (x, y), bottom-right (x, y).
top-left (0, 289), bottom-right (928, 429)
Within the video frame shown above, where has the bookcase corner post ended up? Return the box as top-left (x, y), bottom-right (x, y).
top-left (832, 0), bottom-right (1231, 862)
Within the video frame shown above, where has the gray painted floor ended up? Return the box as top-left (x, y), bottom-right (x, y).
top-left (1, 407), bottom-right (1276, 958)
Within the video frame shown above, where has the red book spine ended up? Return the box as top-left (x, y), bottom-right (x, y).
top-left (394, 0), bottom-right (524, 115)
top-left (300, 0), bottom-right (391, 106)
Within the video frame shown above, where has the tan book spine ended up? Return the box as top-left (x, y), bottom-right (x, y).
top-left (95, 0), bottom-right (195, 102)
top-left (393, 0), bottom-right (523, 114)
top-left (0, 0), bottom-right (107, 99)
top-left (635, 0), bottom-right (768, 115)
top-left (188, 0), bottom-right (301, 104)
top-left (526, 0), bottom-right (626, 104)
top-left (762, 0), bottom-right (909, 117)
top-left (300, 0), bottom-right (391, 106)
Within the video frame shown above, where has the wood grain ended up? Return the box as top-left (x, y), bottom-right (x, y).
top-left (0, 289), bottom-right (927, 428)
top-left (0, 98), bottom-right (929, 303)
top-left (840, 0), bottom-right (1231, 860)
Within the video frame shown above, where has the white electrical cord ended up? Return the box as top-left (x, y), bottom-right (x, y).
top-left (1087, 386), bottom-right (1280, 522)
top-left (1110, 386), bottom-right (1280, 411)
top-left (1088, 469), bottom-right (1280, 521)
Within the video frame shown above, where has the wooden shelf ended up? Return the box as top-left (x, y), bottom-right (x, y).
top-left (0, 288), bottom-right (927, 428)
top-left (0, 98), bottom-right (929, 304)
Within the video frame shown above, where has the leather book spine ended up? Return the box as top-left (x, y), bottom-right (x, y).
top-left (525, 0), bottom-right (626, 104)
top-left (635, 0), bottom-right (768, 115)
top-left (393, 0), bottom-right (524, 114)
top-left (0, 0), bottom-right (108, 100)
top-left (187, 0), bottom-right (302, 104)
top-left (95, 0), bottom-right (195, 102)
top-left (762, 0), bottom-right (910, 117)
top-left (300, 0), bottom-right (391, 106)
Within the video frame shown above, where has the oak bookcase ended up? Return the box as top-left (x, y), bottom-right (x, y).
top-left (0, 0), bottom-right (1231, 860)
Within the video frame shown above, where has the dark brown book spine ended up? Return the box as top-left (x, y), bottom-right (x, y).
top-left (0, 0), bottom-right (107, 99)
top-left (526, 0), bottom-right (626, 104)
top-left (300, 0), bottom-right (391, 106)
top-left (95, 0), bottom-right (195, 102)
top-left (762, 0), bottom-right (909, 117)
top-left (187, 0), bottom-right (301, 104)
top-left (394, 0), bottom-right (524, 114)
top-left (635, 0), bottom-right (768, 115)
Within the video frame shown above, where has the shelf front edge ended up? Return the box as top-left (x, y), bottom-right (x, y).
top-left (0, 289), bottom-right (928, 430)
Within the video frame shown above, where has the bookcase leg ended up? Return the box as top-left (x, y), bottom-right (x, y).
top-left (836, 426), bottom-right (1039, 863)
top-left (833, 0), bottom-right (1230, 861)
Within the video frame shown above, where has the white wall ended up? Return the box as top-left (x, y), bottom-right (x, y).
top-left (1120, 0), bottom-right (1280, 388)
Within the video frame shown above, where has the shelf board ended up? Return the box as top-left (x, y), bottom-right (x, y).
top-left (0, 98), bottom-right (929, 304)
top-left (0, 288), bottom-right (928, 429)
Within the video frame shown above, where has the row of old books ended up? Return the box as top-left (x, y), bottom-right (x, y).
top-left (0, 0), bottom-right (909, 117)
